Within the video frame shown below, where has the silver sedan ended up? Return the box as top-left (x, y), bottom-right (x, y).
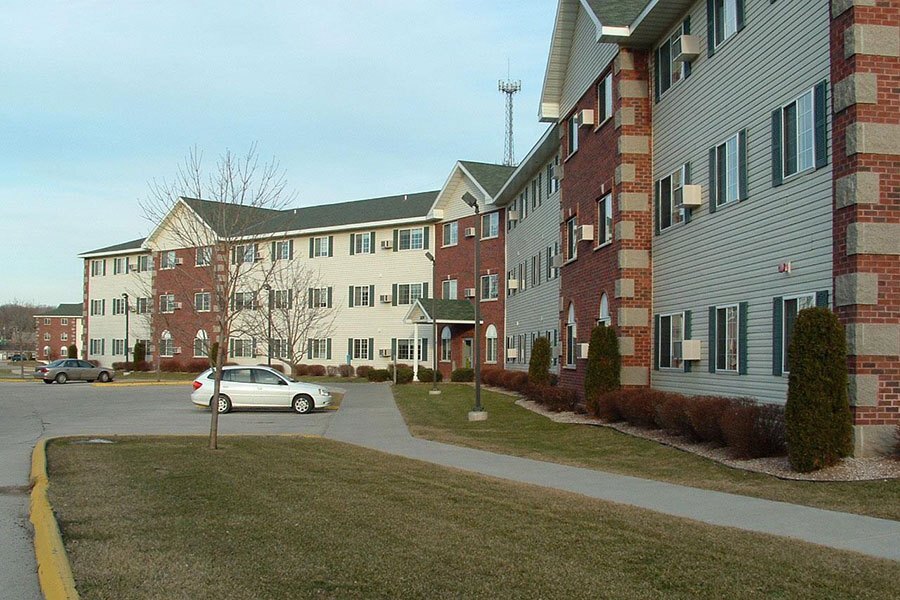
top-left (34, 359), bottom-right (115, 384)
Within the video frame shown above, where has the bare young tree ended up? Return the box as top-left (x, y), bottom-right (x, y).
top-left (141, 144), bottom-right (296, 450)
top-left (0, 301), bottom-right (53, 354)
top-left (235, 261), bottom-right (338, 375)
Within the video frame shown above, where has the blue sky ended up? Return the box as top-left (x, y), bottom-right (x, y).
top-left (0, 0), bottom-right (555, 305)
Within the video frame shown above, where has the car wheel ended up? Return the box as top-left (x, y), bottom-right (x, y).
top-left (55, 373), bottom-right (67, 384)
top-left (42, 379), bottom-right (52, 384)
top-left (214, 395), bottom-right (232, 414)
top-left (98, 372), bottom-right (110, 383)
top-left (292, 395), bottom-right (314, 414)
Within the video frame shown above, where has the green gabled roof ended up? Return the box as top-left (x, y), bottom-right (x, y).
top-left (36, 303), bottom-right (83, 318)
top-left (182, 197), bottom-right (286, 238)
top-left (458, 161), bottom-right (517, 198)
top-left (80, 237), bottom-right (146, 256)
top-left (583, 0), bottom-right (651, 27)
top-left (420, 299), bottom-right (477, 323)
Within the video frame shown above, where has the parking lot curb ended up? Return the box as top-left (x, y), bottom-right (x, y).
top-left (0, 378), bottom-right (35, 383)
top-left (92, 381), bottom-right (191, 387)
top-left (29, 437), bottom-right (80, 600)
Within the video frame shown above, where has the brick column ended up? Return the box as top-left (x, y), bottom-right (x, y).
top-left (830, 0), bottom-right (900, 455)
top-left (613, 48), bottom-right (653, 388)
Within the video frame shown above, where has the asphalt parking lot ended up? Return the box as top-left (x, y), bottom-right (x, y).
top-left (0, 380), bottom-right (340, 600)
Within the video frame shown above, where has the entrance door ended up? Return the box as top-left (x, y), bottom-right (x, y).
top-left (463, 338), bottom-right (473, 368)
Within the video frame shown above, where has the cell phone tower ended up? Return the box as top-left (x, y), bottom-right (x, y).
top-left (499, 77), bottom-right (521, 167)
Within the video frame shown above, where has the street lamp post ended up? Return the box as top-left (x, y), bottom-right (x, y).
top-left (262, 284), bottom-right (272, 367)
top-left (462, 192), bottom-right (486, 420)
top-left (121, 293), bottom-right (129, 366)
top-left (424, 251), bottom-right (440, 395)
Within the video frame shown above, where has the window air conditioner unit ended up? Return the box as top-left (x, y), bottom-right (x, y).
top-left (507, 278), bottom-right (519, 290)
top-left (173, 346), bottom-right (182, 355)
top-left (464, 288), bottom-right (476, 298)
top-left (174, 257), bottom-right (184, 265)
top-left (673, 35), bottom-right (700, 63)
top-left (675, 184), bottom-right (702, 208)
top-left (679, 340), bottom-right (702, 361)
top-left (379, 294), bottom-right (392, 304)
top-left (380, 240), bottom-right (392, 250)
top-left (464, 227), bottom-right (476, 238)
top-left (551, 163), bottom-right (563, 181)
top-left (576, 343), bottom-right (590, 360)
top-left (506, 348), bottom-right (518, 359)
top-left (577, 109), bottom-right (595, 127)
top-left (174, 302), bottom-right (183, 310)
top-left (379, 348), bottom-right (392, 358)
top-left (507, 210), bottom-right (518, 222)
top-left (551, 254), bottom-right (564, 269)
top-left (575, 224), bottom-right (594, 243)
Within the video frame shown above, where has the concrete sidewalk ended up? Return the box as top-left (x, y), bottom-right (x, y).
top-left (324, 383), bottom-right (900, 562)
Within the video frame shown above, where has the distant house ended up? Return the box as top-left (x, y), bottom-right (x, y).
top-left (34, 304), bottom-right (83, 360)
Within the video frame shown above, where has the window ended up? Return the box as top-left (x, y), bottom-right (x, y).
top-left (137, 255), bottom-right (151, 272)
top-left (398, 227), bottom-right (424, 251)
top-left (537, 173), bottom-right (543, 206)
top-left (309, 287), bottom-right (331, 308)
top-left (546, 247), bottom-right (554, 280)
top-left (546, 163), bottom-right (554, 196)
top-left (597, 73), bottom-right (613, 124)
top-left (440, 327), bottom-right (452, 361)
top-left (481, 213), bottom-right (499, 239)
top-left (234, 244), bottom-right (259, 264)
top-left (565, 303), bottom-right (576, 367)
top-left (112, 297), bottom-right (126, 315)
top-left (442, 222), bottom-right (458, 246)
top-left (90, 299), bottom-right (105, 316)
top-left (44, 332), bottom-right (51, 341)
top-left (480, 274), bottom-right (498, 301)
top-left (312, 236), bottom-right (331, 258)
top-left (195, 292), bottom-right (211, 312)
top-left (351, 286), bottom-right (371, 308)
top-left (193, 330), bottom-right (209, 358)
top-left (60, 346), bottom-right (68, 357)
top-left (597, 194), bottom-right (613, 246)
top-left (61, 318), bottom-right (68, 325)
top-left (89, 339), bottom-right (105, 355)
top-left (273, 240), bottom-right (292, 261)
top-left (397, 283), bottom-right (423, 305)
top-left (532, 254), bottom-right (541, 287)
top-left (159, 294), bottom-right (176, 314)
top-left (567, 115), bottom-right (579, 155)
top-left (711, 131), bottom-right (746, 207)
top-left (309, 339), bottom-right (329, 360)
top-left (485, 325), bottom-right (498, 363)
top-left (231, 291), bottom-right (255, 311)
top-left (90, 260), bottom-right (105, 277)
top-left (196, 246), bottom-right (212, 267)
top-left (715, 305), bottom-right (739, 372)
top-left (657, 23), bottom-right (690, 97)
top-left (442, 279), bottom-right (457, 300)
top-left (160, 250), bottom-right (177, 270)
top-left (135, 297), bottom-right (151, 314)
top-left (396, 339), bottom-right (425, 361)
top-left (597, 294), bottom-right (611, 326)
top-left (565, 217), bottom-right (577, 260)
top-left (273, 289), bottom-right (292, 309)
top-left (43, 317), bottom-right (51, 325)
top-left (782, 89), bottom-right (815, 178)
top-left (712, 0), bottom-right (739, 48)
top-left (112, 339), bottom-right (125, 356)
top-left (113, 257), bottom-right (127, 275)
top-left (159, 331), bottom-right (174, 357)
top-left (255, 369), bottom-right (284, 385)
top-left (657, 165), bottom-right (688, 231)
top-left (531, 180), bottom-right (538, 210)
top-left (659, 313), bottom-right (685, 369)
top-left (352, 338), bottom-right (371, 360)
top-left (351, 233), bottom-right (372, 255)
top-left (782, 294), bottom-right (815, 373)
top-left (229, 337), bottom-right (255, 358)
top-left (61, 332), bottom-right (68, 342)
top-left (270, 339), bottom-right (289, 359)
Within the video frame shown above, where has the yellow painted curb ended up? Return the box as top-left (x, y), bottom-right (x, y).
top-left (29, 438), bottom-right (80, 600)
top-left (92, 381), bottom-right (191, 387)
top-left (0, 378), bottom-right (35, 383)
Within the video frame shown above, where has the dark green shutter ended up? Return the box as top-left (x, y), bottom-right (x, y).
top-left (369, 232), bottom-right (375, 253)
top-left (252, 338), bottom-right (258, 358)
top-left (348, 286), bottom-right (354, 308)
top-left (816, 290), bottom-right (830, 308)
top-left (423, 282), bottom-right (429, 299)
top-left (738, 302), bottom-right (749, 375)
top-left (348, 338), bottom-right (353, 360)
top-left (653, 48), bottom-right (661, 103)
top-left (772, 297), bottom-right (783, 376)
top-left (288, 289), bottom-right (293, 310)
top-left (654, 180), bottom-right (661, 234)
top-left (327, 287), bottom-right (332, 308)
top-left (706, 0), bottom-right (716, 57)
top-left (683, 17), bottom-right (692, 78)
top-left (771, 109), bottom-right (783, 186)
top-left (309, 238), bottom-right (314, 258)
top-left (288, 239), bottom-right (294, 259)
top-left (738, 128), bottom-right (748, 201)
top-left (326, 339), bottom-right (331, 360)
top-left (736, 0), bottom-right (745, 31)
top-left (422, 339), bottom-right (428, 362)
top-left (231, 247), bottom-right (237, 264)
top-left (368, 338), bottom-right (374, 359)
top-left (683, 163), bottom-right (693, 224)
top-left (307, 339), bottom-right (312, 359)
top-left (423, 227), bottom-right (430, 249)
top-left (708, 306), bottom-right (717, 373)
top-left (392, 229), bottom-right (399, 252)
top-left (683, 310), bottom-right (692, 373)
top-left (308, 289), bottom-right (313, 309)
top-left (392, 284), bottom-right (398, 307)
top-left (814, 81), bottom-right (828, 169)
top-left (391, 338), bottom-right (397, 359)
top-left (369, 285), bottom-right (375, 307)
top-left (708, 147), bottom-right (718, 212)
top-left (349, 233), bottom-right (355, 255)
top-left (328, 236), bottom-right (334, 257)
top-left (653, 314), bottom-right (660, 370)
top-left (271, 242), bottom-right (276, 261)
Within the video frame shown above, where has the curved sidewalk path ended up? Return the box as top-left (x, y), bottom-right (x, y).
top-left (324, 383), bottom-right (900, 562)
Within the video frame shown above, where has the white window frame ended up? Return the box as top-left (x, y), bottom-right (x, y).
top-left (196, 246), bottom-right (212, 267)
top-left (112, 297), bottom-right (126, 316)
top-left (273, 289), bottom-right (291, 309)
top-left (352, 234), bottom-right (372, 255)
top-left (480, 274), bottom-right (498, 301)
top-left (442, 221), bottom-right (458, 247)
top-left (312, 237), bottom-right (330, 258)
top-left (440, 326), bottom-right (452, 362)
top-left (485, 324), bottom-right (498, 364)
top-left (596, 72), bottom-right (613, 125)
top-left (160, 250), bottom-right (177, 270)
top-left (781, 88), bottom-right (816, 179)
top-left (397, 283), bottom-right (423, 306)
top-left (352, 338), bottom-right (371, 360)
top-left (113, 257), bottom-right (126, 275)
top-left (715, 304), bottom-right (739, 373)
top-left (61, 332), bottom-right (68, 342)
top-left (61, 318), bottom-right (68, 325)
top-left (567, 115), bottom-right (579, 155)
top-left (398, 227), bottom-right (424, 251)
top-left (659, 312), bottom-right (685, 370)
top-left (135, 297), bottom-right (150, 314)
top-left (481, 213), bottom-right (499, 239)
top-left (137, 255), bottom-right (151, 272)
top-left (713, 0), bottom-right (738, 48)
top-left (270, 338), bottom-right (289, 359)
top-left (229, 337), bottom-right (254, 359)
top-left (352, 286), bottom-right (371, 308)
top-left (159, 294), bottom-right (175, 314)
top-left (565, 304), bottom-right (576, 368)
top-left (396, 339), bottom-right (424, 362)
top-left (195, 292), bottom-right (211, 312)
top-left (658, 165), bottom-right (687, 232)
top-left (311, 288), bottom-right (329, 309)
top-left (112, 338), bottom-right (125, 356)
top-left (782, 293), bottom-right (815, 373)
top-left (441, 279), bottom-right (457, 300)
top-left (159, 331), bottom-right (174, 358)
top-left (310, 339), bottom-right (329, 360)
top-left (565, 217), bottom-right (577, 260)
top-left (597, 293), bottom-right (611, 327)
top-left (657, 25), bottom-right (688, 98)
top-left (596, 194), bottom-right (613, 247)
top-left (90, 338), bottom-right (104, 355)
top-left (715, 133), bottom-right (740, 207)
top-left (193, 330), bottom-right (209, 358)
top-left (90, 260), bottom-right (105, 277)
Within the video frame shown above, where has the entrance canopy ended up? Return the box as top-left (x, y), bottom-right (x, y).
top-left (403, 298), bottom-right (482, 325)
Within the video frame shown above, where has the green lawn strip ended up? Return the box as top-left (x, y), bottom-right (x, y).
top-left (393, 384), bottom-right (900, 521)
top-left (48, 436), bottom-right (895, 600)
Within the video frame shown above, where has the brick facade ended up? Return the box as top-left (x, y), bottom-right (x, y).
top-left (830, 0), bottom-right (900, 455)
top-left (35, 315), bottom-right (81, 360)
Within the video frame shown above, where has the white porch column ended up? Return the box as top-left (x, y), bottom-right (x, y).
top-left (413, 321), bottom-right (420, 382)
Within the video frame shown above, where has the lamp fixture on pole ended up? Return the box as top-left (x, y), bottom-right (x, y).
top-left (425, 251), bottom-right (440, 396)
top-left (462, 192), bottom-right (486, 420)
top-left (121, 293), bottom-right (129, 366)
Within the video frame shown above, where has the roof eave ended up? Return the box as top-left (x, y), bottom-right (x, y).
top-left (493, 125), bottom-right (559, 206)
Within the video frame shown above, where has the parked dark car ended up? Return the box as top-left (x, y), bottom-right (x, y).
top-left (10, 354), bottom-right (25, 362)
top-left (34, 359), bottom-right (114, 384)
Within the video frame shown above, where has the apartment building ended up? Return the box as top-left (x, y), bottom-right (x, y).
top-left (538, 0), bottom-right (899, 455)
top-left (34, 304), bottom-right (83, 360)
top-left (493, 126), bottom-right (563, 373)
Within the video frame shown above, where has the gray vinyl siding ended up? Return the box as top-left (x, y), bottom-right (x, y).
top-left (505, 164), bottom-right (561, 373)
top-left (651, 0), bottom-right (832, 404)
top-left (560, 5), bottom-right (618, 118)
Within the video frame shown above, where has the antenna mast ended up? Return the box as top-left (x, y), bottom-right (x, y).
top-left (498, 76), bottom-right (521, 167)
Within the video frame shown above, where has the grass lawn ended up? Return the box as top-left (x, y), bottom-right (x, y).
top-left (393, 384), bottom-right (900, 521)
top-left (48, 436), bottom-right (896, 600)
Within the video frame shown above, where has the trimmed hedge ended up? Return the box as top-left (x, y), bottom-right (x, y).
top-left (525, 384), bottom-right (578, 413)
top-left (481, 367), bottom-right (503, 386)
top-left (583, 325), bottom-right (621, 416)
top-left (307, 364), bottom-right (327, 377)
top-left (451, 368), bottom-right (474, 382)
top-left (338, 364), bottom-right (355, 378)
top-left (416, 367), bottom-right (443, 383)
top-left (355, 365), bottom-right (373, 378)
top-left (785, 307), bottom-right (852, 472)
top-left (367, 368), bottom-right (391, 382)
top-left (293, 364), bottom-right (309, 377)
